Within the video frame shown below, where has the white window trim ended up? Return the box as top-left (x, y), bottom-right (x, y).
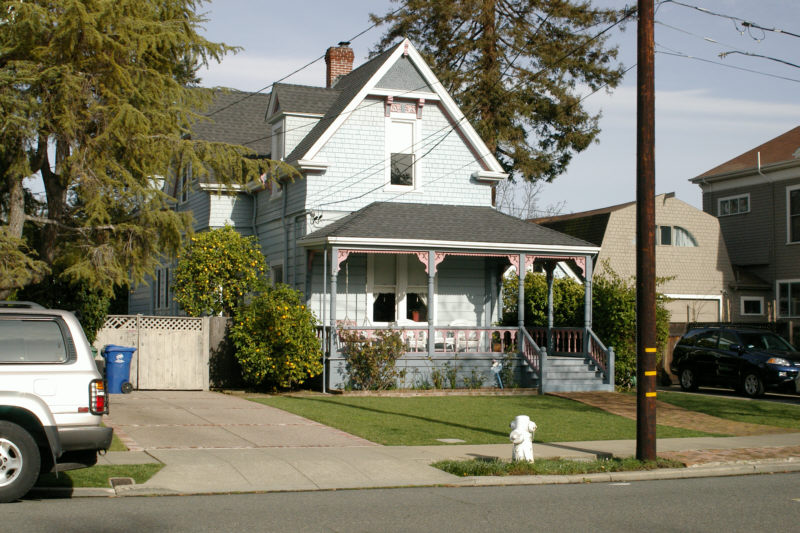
top-left (787, 184), bottom-right (800, 244)
top-left (717, 193), bottom-right (750, 217)
top-left (366, 255), bottom-right (435, 326)
top-left (384, 112), bottom-right (421, 192)
top-left (777, 279), bottom-right (800, 318)
top-left (740, 296), bottom-right (764, 316)
top-left (271, 122), bottom-right (285, 161)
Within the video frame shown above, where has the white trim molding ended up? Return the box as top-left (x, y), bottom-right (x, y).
top-left (740, 296), bottom-right (765, 316)
top-left (787, 184), bottom-right (800, 244)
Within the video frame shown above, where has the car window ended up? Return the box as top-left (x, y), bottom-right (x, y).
top-left (678, 330), bottom-right (701, 347)
top-left (739, 331), bottom-right (795, 351)
top-left (718, 330), bottom-right (739, 351)
top-left (695, 330), bottom-right (718, 349)
top-left (0, 318), bottom-right (69, 363)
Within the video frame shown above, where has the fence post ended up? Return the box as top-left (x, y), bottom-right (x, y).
top-left (606, 346), bottom-right (615, 390)
top-left (539, 346), bottom-right (548, 394)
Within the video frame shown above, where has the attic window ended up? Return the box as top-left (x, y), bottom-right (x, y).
top-left (656, 226), bottom-right (698, 247)
top-left (387, 119), bottom-right (417, 188)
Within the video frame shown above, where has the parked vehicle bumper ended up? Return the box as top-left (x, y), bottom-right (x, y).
top-left (762, 365), bottom-right (800, 390)
top-left (56, 424), bottom-right (113, 452)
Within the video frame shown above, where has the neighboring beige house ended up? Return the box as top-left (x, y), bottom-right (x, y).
top-left (532, 193), bottom-right (739, 323)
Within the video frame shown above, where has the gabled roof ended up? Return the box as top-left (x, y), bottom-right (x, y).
top-left (300, 202), bottom-right (596, 251)
top-left (693, 126), bottom-right (800, 180)
top-left (269, 83), bottom-right (341, 117)
top-left (285, 46), bottom-right (398, 163)
top-left (284, 39), bottom-right (506, 177)
top-left (191, 90), bottom-right (271, 156)
top-left (529, 199), bottom-right (635, 246)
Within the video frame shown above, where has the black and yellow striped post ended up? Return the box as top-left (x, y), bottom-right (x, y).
top-left (636, 0), bottom-right (657, 461)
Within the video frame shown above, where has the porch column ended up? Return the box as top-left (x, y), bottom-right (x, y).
top-left (517, 253), bottom-right (526, 329)
top-left (583, 254), bottom-right (594, 354)
top-left (546, 262), bottom-right (555, 354)
top-left (329, 246), bottom-right (338, 358)
top-left (427, 250), bottom-right (435, 356)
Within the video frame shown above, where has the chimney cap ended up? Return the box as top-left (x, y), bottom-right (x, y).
top-left (337, 41), bottom-right (351, 47)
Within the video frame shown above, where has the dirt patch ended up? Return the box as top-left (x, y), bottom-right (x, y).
top-left (549, 391), bottom-right (794, 436)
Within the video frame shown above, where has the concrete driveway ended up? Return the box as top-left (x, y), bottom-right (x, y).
top-left (104, 390), bottom-right (376, 451)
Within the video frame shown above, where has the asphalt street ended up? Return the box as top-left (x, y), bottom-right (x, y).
top-left (12, 472), bottom-right (800, 532)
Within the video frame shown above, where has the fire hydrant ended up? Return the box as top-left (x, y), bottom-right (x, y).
top-left (509, 415), bottom-right (537, 462)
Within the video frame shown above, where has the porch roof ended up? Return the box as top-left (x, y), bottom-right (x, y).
top-left (299, 202), bottom-right (598, 253)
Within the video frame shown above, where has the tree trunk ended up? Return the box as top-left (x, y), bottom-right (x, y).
top-left (5, 177), bottom-right (25, 240)
top-left (39, 140), bottom-right (69, 265)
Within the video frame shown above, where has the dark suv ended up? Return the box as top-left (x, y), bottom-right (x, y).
top-left (670, 326), bottom-right (800, 398)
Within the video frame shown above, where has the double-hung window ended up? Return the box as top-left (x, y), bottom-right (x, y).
top-left (389, 120), bottom-right (415, 187)
top-left (367, 255), bottom-right (429, 324)
top-left (788, 185), bottom-right (800, 244)
top-left (778, 280), bottom-right (800, 318)
top-left (718, 194), bottom-right (749, 216)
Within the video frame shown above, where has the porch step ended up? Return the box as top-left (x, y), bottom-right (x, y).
top-left (542, 356), bottom-right (611, 393)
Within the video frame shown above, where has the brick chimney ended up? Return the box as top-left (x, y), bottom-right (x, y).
top-left (325, 42), bottom-right (354, 88)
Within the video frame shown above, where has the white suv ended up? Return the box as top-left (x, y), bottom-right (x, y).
top-left (0, 302), bottom-right (112, 503)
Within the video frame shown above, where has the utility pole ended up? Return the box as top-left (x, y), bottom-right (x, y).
top-left (636, 0), bottom-right (657, 461)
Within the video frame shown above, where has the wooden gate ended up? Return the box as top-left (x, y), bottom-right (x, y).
top-left (94, 315), bottom-right (210, 390)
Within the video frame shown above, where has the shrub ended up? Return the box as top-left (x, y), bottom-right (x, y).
top-left (502, 273), bottom-right (584, 327)
top-left (230, 285), bottom-right (322, 390)
top-left (339, 329), bottom-right (405, 390)
top-left (174, 226), bottom-right (268, 316)
top-left (502, 265), bottom-right (669, 388)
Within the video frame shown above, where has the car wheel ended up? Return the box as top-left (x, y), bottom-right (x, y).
top-left (0, 421), bottom-right (41, 503)
top-left (741, 372), bottom-right (765, 398)
top-left (679, 367), bottom-right (699, 391)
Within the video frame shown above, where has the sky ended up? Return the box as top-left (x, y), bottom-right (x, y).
top-left (197, 0), bottom-right (800, 215)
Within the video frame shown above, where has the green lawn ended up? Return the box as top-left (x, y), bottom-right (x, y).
top-left (36, 464), bottom-right (163, 488)
top-left (254, 395), bottom-right (719, 446)
top-left (658, 391), bottom-right (800, 431)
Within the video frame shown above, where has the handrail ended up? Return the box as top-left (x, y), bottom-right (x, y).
top-left (587, 328), bottom-right (614, 385)
top-left (519, 327), bottom-right (541, 377)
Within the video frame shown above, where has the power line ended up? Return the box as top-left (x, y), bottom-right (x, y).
top-left (204, 2), bottom-right (408, 119)
top-left (659, 0), bottom-right (800, 40)
top-left (655, 20), bottom-right (800, 71)
top-left (655, 44), bottom-right (800, 84)
top-left (308, 8), bottom-right (638, 211)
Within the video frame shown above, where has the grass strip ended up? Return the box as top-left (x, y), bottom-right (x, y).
top-left (254, 395), bottom-right (716, 445)
top-left (658, 391), bottom-right (800, 431)
top-left (433, 456), bottom-right (684, 477)
top-left (36, 464), bottom-right (163, 488)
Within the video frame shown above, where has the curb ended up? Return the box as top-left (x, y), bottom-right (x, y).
top-left (28, 460), bottom-right (800, 499)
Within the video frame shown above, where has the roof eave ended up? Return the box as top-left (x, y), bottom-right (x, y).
top-left (297, 235), bottom-right (600, 254)
top-left (691, 158), bottom-right (800, 184)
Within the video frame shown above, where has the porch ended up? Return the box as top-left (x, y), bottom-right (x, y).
top-left (317, 324), bottom-right (614, 393)
top-left (299, 203), bottom-right (614, 392)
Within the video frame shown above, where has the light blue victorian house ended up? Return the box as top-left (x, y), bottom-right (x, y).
top-left (130, 39), bottom-right (614, 392)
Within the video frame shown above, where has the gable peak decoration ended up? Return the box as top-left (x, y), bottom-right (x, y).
top-left (325, 42), bottom-right (354, 88)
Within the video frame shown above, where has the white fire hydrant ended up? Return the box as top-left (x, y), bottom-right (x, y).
top-left (509, 415), bottom-right (537, 462)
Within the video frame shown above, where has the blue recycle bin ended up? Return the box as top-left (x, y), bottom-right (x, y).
top-left (102, 345), bottom-right (136, 394)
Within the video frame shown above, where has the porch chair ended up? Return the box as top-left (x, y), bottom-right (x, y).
top-left (449, 319), bottom-right (480, 352)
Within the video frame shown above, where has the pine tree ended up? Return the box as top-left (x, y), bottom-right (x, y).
top-left (371, 0), bottom-right (631, 183)
top-left (0, 0), bottom-right (292, 298)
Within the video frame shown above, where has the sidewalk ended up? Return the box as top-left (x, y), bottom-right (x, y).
top-left (35, 390), bottom-right (800, 498)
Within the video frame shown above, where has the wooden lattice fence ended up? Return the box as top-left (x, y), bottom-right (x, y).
top-left (94, 315), bottom-right (210, 390)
